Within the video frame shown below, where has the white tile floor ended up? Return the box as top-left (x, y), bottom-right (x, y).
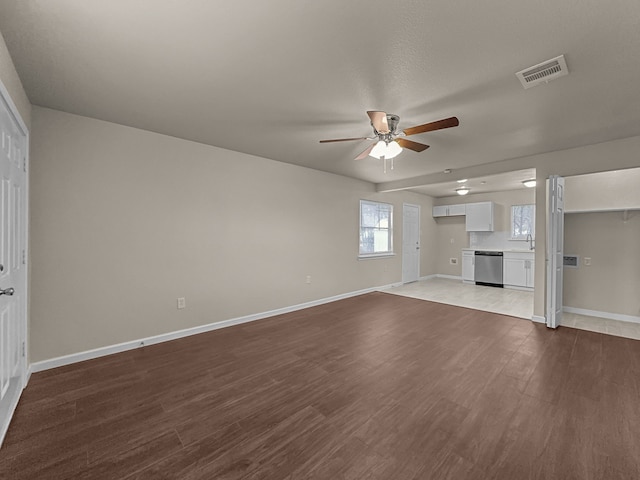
top-left (384, 277), bottom-right (640, 341)
top-left (563, 312), bottom-right (640, 340)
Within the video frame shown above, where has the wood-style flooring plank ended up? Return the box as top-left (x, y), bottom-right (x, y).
top-left (1, 291), bottom-right (639, 479)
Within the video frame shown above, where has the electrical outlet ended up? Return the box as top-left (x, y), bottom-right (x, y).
top-left (450, 258), bottom-right (458, 265)
top-left (177, 297), bottom-right (186, 309)
top-left (305, 275), bottom-right (312, 284)
top-left (584, 257), bottom-right (592, 266)
top-left (450, 238), bottom-right (455, 244)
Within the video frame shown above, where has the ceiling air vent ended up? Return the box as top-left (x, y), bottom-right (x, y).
top-left (516, 55), bottom-right (569, 89)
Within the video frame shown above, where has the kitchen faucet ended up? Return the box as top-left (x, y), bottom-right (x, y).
top-left (526, 233), bottom-right (534, 250)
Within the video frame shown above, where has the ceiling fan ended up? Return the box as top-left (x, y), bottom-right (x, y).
top-left (319, 111), bottom-right (459, 165)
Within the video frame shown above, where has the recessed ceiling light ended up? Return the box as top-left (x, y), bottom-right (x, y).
top-left (480, 181), bottom-right (487, 185)
top-left (456, 187), bottom-right (470, 195)
top-left (522, 179), bottom-right (536, 188)
top-left (457, 179), bottom-right (468, 183)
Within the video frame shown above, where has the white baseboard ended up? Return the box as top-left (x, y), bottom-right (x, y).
top-left (25, 366), bottom-right (32, 387)
top-left (504, 285), bottom-right (534, 292)
top-left (437, 274), bottom-right (463, 281)
top-left (31, 284), bottom-right (396, 373)
top-left (419, 274), bottom-right (438, 281)
top-left (563, 306), bottom-right (640, 325)
top-left (531, 315), bottom-right (546, 324)
top-left (380, 275), bottom-right (438, 286)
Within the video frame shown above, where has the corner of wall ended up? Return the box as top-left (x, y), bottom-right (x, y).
top-left (0, 28), bottom-right (31, 129)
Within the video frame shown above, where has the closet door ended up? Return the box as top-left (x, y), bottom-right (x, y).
top-left (0, 89), bottom-right (28, 446)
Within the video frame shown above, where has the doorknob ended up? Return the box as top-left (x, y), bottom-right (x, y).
top-left (0, 287), bottom-right (14, 296)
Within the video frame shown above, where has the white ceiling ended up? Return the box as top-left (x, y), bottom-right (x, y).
top-left (1, 1), bottom-right (640, 190)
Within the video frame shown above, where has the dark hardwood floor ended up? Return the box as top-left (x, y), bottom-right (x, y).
top-left (1, 292), bottom-right (639, 479)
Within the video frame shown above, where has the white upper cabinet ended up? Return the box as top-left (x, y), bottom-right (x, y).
top-left (465, 202), bottom-right (494, 231)
top-left (448, 204), bottom-right (466, 216)
top-left (432, 204), bottom-right (466, 217)
top-left (432, 205), bottom-right (449, 217)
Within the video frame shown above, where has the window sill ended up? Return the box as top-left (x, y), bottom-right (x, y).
top-left (358, 253), bottom-right (396, 260)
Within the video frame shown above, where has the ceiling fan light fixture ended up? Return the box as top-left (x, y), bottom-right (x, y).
top-left (369, 140), bottom-right (387, 159)
top-left (522, 179), bottom-right (537, 188)
top-left (386, 140), bottom-right (403, 159)
top-left (456, 187), bottom-right (470, 195)
top-left (320, 111), bottom-right (458, 165)
top-left (457, 179), bottom-right (468, 183)
top-left (369, 140), bottom-right (403, 159)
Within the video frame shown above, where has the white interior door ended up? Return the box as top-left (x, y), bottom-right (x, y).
top-left (0, 85), bottom-right (28, 446)
top-left (546, 175), bottom-right (564, 329)
top-left (402, 204), bottom-right (420, 283)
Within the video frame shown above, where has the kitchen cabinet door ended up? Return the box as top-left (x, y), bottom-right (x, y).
top-left (465, 202), bottom-right (494, 231)
top-left (504, 257), bottom-right (528, 287)
top-left (462, 252), bottom-right (475, 281)
top-left (448, 204), bottom-right (466, 216)
top-left (525, 259), bottom-right (535, 288)
top-left (432, 205), bottom-right (449, 217)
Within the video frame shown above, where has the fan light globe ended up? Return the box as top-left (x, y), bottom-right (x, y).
top-left (369, 141), bottom-right (387, 158)
top-left (456, 187), bottom-right (470, 195)
top-left (386, 141), bottom-right (403, 159)
top-left (369, 140), bottom-right (403, 159)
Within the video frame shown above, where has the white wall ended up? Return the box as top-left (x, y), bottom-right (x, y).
top-left (562, 169), bottom-right (640, 318)
top-left (0, 29), bottom-right (30, 128)
top-left (564, 211), bottom-right (640, 317)
top-left (565, 168), bottom-right (640, 212)
top-left (29, 107), bottom-right (436, 362)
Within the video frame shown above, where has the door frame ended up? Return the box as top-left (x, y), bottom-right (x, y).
top-left (402, 203), bottom-right (421, 284)
top-left (546, 175), bottom-right (564, 329)
top-left (0, 78), bottom-right (30, 445)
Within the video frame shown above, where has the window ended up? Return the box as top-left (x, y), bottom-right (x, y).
top-left (359, 200), bottom-right (393, 257)
top-left (511, 204), bottom-right (535, 239)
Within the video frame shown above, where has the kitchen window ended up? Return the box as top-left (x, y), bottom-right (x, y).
top-left (359, 200), bottom-right (394, 257)
top-left (511, 204), bottom-right (535, 240)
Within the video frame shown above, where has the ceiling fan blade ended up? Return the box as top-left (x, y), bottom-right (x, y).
top-left (396, 138), bottom-right (430, 152)
top-left (355, 143), bottom-right (375, 160)
top-left (367, 111), bottom-right (390, 134)
top-left (402, 116), bottom-right (459, 136)
top-left (319, 137), bottom-right (369, 143)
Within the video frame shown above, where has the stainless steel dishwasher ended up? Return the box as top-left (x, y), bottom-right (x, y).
top-left (474, 251), bottom-right (503, 287)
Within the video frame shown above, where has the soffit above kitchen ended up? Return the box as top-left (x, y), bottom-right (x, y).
top-left (1, 1), bottom-right (640, 188)
top-left (410, 169), bottom-right (537, 198)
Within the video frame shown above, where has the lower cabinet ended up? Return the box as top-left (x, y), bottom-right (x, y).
top-left (503, 252), bottom-right (534, 289)
top-left (462, 251), bottom-right (475, 282)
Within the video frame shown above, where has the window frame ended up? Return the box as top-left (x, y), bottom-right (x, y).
top-left (358, 200), bottom-right (394, 259)
top-left (510, 204), bottom-right (535, 240)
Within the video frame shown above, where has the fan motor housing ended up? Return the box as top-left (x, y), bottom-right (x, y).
top-left (385, 114), bottom-right (400, 133)
top-left (372, 114), bottom-right (400, 135)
